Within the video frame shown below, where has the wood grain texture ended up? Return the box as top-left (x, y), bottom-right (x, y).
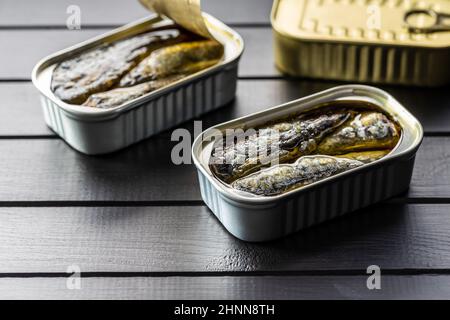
top-left (0, 0), bottom-right (272, 27)
top-left (1, 204), bottom-right (450, 273)
top-left (0, 28), bottom-right (276, 79)
top-left (1, 81), bottom-right (450, 136)
top-left (1, 275), bottom-right (449, 299)
top-left (0, 137), bottom-right (446, 201)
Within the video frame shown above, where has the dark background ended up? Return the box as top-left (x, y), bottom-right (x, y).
top-left (0, 0), bottom-right (449, 299)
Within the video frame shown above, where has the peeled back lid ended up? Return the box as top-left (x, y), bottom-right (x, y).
top-left (271, 0), bottom-right (450, 48)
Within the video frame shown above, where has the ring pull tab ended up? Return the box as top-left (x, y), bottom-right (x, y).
top-left (404, 9), bottom-right (450, 33)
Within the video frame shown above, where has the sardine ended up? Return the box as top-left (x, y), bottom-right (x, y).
top-left (119, 40), bottom-right (224, 87)
top-left (336, 150), bottom-right (390, 163)
top-left (51, 27), bottom-right (193, 104)
top-left (232, 155), bottom-right (363, 196)
top-left (82, 75), bottom-right (185, 109)
top-left (210, 110), bottom-right (352, 183)
top-left (317, 112), bottom-right (400, 154)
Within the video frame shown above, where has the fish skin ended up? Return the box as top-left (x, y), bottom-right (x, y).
top-left (317, 112), bottom-right (400, 155)
top-left (210, 111), bottom-right (352, 183)
top-left (51, 27), bottom-right (191, 104)
top-left (82, 75), bottom-right (185, 109)
top-left (336, 150), bottom-right (390, 163)
top-left (119, 40), bottom-right (224, 87)
top-left (232, 155), bottom-right (363, 196)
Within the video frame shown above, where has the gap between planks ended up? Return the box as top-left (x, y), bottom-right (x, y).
top-left (0, 76), bottom-right (291, 82)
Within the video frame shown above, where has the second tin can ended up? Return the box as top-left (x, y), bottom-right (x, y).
top-left (271, 0), bottom-right (450, 86)
top-left (192, 85), bottom-right (423, 242)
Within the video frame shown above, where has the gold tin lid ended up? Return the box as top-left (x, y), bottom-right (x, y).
top-left (271, 0), bottom-right (450, 48)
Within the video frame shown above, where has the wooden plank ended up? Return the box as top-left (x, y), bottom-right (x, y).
top-left (0, 0), bottom-right (272, 27)
top-left (0, 137), bottom-right (446, 201)
top-left (1, 204), bottom-right (450, 273)
top-left (0, 275), bottom-right (449, 299)
top-left (1, 81), bottom-right (450, 136)
top-left (1, 29), bottom-right (110, 80)
top-left (0, 137), bottom-right (199, 201)
top-left (0, 28), bottom-right (276, 79)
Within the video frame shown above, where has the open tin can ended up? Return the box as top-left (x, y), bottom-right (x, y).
top-left (192, 85), bottom-right (423, 242)
top-left (32, 1), bottom-right (244, 154)
top-left (271, 0), bottom-right (450, 86)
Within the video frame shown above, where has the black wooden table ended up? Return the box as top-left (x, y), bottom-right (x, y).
top-left (1, 0), bottom-right (450, 299)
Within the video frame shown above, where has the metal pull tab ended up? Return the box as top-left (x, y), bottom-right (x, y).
top-left (404, 9), bottom-right (450, 33)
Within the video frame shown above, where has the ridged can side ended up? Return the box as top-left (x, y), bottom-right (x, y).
top-left (273, 31), bottom-right (450, 86)
top-left (41, 66), bottom-right (238, 155)
top-left (198, 155), bottom-right (415, 242)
